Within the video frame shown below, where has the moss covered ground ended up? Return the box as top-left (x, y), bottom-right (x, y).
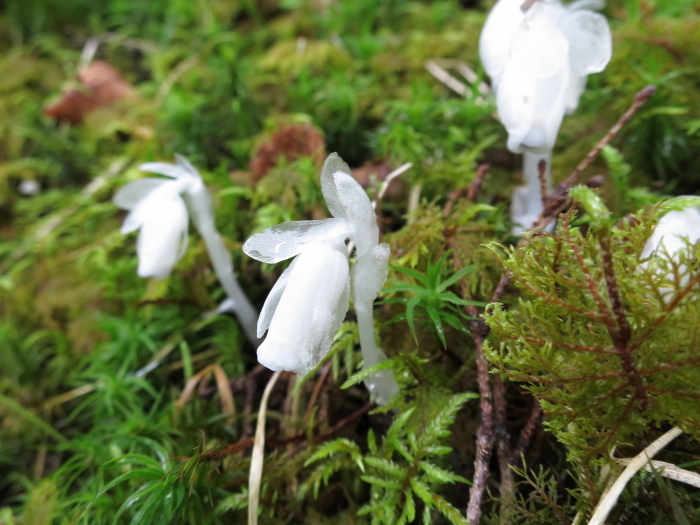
top-left (1, 1), bottom-right (700, 523)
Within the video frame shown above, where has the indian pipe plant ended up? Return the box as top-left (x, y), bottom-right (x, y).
top-left (1, 1), bottom-right (699, 525)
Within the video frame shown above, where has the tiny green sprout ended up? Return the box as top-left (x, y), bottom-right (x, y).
top-left (383, 253), bottom-right (485, 348)
top-left (569, 185), bottom-right (612, 230)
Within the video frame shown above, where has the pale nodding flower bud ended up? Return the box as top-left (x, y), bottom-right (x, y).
top-left (244, 153), bottom-right (398, 404)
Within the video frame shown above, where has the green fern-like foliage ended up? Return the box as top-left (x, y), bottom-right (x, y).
top-left (483, 191), bottom-right (700, 458)
top-left (303, 390), bottom-right (477, 525)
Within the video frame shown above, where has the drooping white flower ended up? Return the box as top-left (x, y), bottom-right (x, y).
top-left (114, 166), bottom-right (193, 279)
top-left (244, 153), bottom-right (399, 402)
top-left (257, 239), bottom-right (351, 374)
top-left (114, 155), bottom-right (260, 345)
top-left (480, 0), bottom-right (612, 234)
top-left (480, 0), bottom-right (612, 154)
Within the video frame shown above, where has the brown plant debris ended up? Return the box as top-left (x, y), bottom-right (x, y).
top-left (248, 123), bottom-right (326, 181)
top-left (43, 60), bottom-right (136, 124)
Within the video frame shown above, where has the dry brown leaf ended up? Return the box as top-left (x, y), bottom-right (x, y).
top-left (176, 364), bottom-right (236, 425)
top-left (43, 60), bottom-right (136, 124)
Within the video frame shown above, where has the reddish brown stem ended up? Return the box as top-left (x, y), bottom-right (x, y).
top-left (511, 403), bottom-right (543, 466)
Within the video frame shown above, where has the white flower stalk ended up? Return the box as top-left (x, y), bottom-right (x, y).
top-left (114, 155), bottom-right (260, 346)
top-left (479, 0), bottom-right (612, 233)
top-left (244, 153), bottom-right (398, 403)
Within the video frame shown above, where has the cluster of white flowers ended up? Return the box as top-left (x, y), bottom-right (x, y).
top-left (115, 153), bottom-right (398, 404)
top-left (244, 153), bottom-right (398, 404)
top-left (480, 0), bottom-right (612, 233)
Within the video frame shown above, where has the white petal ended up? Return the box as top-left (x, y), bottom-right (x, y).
top-left (562, 10), bottom-right (612, 76)
top-left (139, 161), bottom-right (190, 179)
top-left (243, 218), bottom-right (351, 264)
top-left (510, 5), bottom-right (568, 79)
top-left (564, 72), bottom-right (588, 115)
top-left (256, 240), bottom-right (350, 374)
top-left (135, 195), bottom-right (189, 279)
top-left (332, 171), bottom-right (378, 257)
top-left (113, 178), bottom-right (168, 210)
top-left (174, 154), bottom-right (201, 177)
top-left (478, 0), bottom-right (525, 85)
top-left (351, 243), bottom-right (390, 305)
top-left (497, 64), bottom-right (537, 147)
top-left (257, 257), bottom-right (298, 338)
top-left (320, 153), bottom-right (353, 220)
top-left (567, 0), bottom-right (606, 11)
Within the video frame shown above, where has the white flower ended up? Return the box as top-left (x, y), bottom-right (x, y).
top-left (480, 0), bottom-right (612, 153)
top-left (244, 152), bottom-right (398, 404)
top-left (115, 155), bottom-right (261, 345)
top-left (114, 159), bottom-right (198, 278)
top-left (244, 154), bottom-right (369, 373)
top-left (256, 239), bottom-right (351, 374)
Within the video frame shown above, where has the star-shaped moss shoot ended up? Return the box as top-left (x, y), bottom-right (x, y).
top-left (244, 153), bottom-right (398, 405)
top-left (479, 0), bottom-right (612, 233)
top-left (114, 155), bottom-right (260, 346)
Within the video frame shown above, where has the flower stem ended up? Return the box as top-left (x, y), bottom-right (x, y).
top-left (188, 188), bottom-right (260, 346)
top-left (355, 302), bottom-right (398, 406)
top-left (523, 150), bottom-right (552, 217)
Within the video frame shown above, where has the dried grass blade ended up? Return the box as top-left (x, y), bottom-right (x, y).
top-left (248, 370), bottom-right (282, 525)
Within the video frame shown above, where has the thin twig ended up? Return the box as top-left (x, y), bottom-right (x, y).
top-left (511, 404), bottom-right (543, 466)
top-left (493, 376), bottom-right (515, 504)
top-left (532, 85), bottom-right (656, 233)
top-left (467, 164), bottom-right (490, 202)
top-left (303, 363), bottom-right (332, 421)
top-left (374, 162), bottom-right (412, 206)
top-left (425, 60), bottom-right (469, 97)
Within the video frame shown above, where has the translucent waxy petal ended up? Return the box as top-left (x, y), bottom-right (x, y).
top-left (320, 153), bottom-right (353, 221)
top-left (256, 240), bottom-right (350, 375)
top-left (139, 162), bottom-right (191, 179)
top-left (113, 178), bottom-right (168, 210)
top-left (174, 154), bottom-right (201, 177)
top-left (351, 243), bottom-right (390, 305)
top-left (135, 196), bottom-right (189, 279)
top-left (510, 6), bottom-right (568, 79)
top-left (331, 171), bottom-right (378, 257)
top-left (119, 181), bottom-right (188, 234)
top-left (567, 0), bottom-right (606, 11)
top-left (562, 10), bottom-right (612, 76)
top-left (479, 0), bottom-right (526, 84)
top-left (497, 64), bottom-right (536, 139)
top-left (243, 218), bottom-right (351, 264)
top-left (257, 257), bottom-right (298, 338)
